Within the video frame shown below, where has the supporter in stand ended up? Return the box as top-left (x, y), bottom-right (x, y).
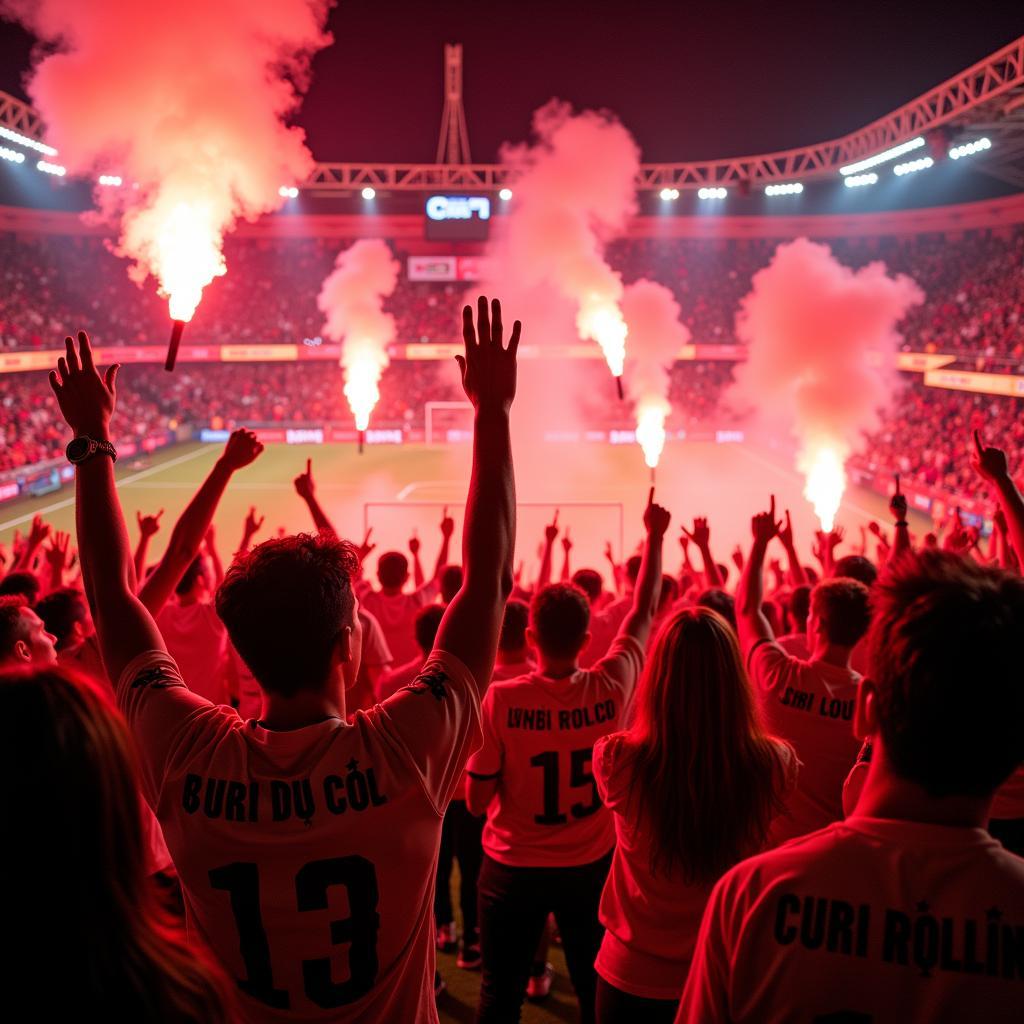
top-left (0, 594), bottom-right (58, 666)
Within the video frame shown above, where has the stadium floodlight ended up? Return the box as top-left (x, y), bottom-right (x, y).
top-left (499, 187), bottom-right (513, 201)
top-left (0, 146), bottom-right (25, 164)
top-left (843, 172), bottom-right (878, 188)
top-left (98, 175), bottom-right (122, 187)
top-left (697, 186), bottom-right (727, 200)
top-left (361, 186), bottom-right (376, 200)
top-left (839, 136), bottom-right (925, 176)
top-left (948, 137), bottom-right (992, 160)
top-left (764, 182), bottom-right (803, 196)
top-left (893, 156), bottom-right (934, 176)
top-left (36, 159), bottom-right (66, 176)
top-left (0, 125), bottom-right (57, 156)
top-left (659, 187), bottom-right (680, 200)
top-left (278, 185), bottom-right (299, 198)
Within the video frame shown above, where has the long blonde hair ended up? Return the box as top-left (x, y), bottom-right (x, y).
top-left (619, 607), bottom-right (785, 883)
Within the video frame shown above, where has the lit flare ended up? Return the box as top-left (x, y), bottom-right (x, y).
top-left (157, 202), bottom-right (226, 324)
top-left (576, 297), bottom-right (627, 378)
top-left (799, 443), bottom-right (846, 532)
top-left (635, 400), bottom-right (668, 469)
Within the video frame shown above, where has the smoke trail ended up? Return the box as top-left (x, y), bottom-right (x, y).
top-left (621, 279), bottom-right (691, 468)
top-left (317, 239), bottom-right (400, 431)
top-left (728, 237), bottom-right (923, 529)
top-left (3, 0), bottom-right (332, 322)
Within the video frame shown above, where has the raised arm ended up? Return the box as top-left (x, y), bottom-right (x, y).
top-left (293, 458), bottom-right (336, 536)
top-left (13, 515), bottom-right (50, 572)
top-left (972, 430), bottom-right (1024, 570)
top-left (138, 429), bottom-right (263, 615)
top-left (737, 496), bottom-right (782, 658)
top-left (776, 509), bottom-right (808, 586)
top-left (431, 508), bottom-right (455, 584)
top-left (682, 517), bottom-right (722, 588)
top-left (409, 531), bottom-right (425, 588)
top-left (604, 540), bottom-right (621, 596)
top-left (560, 529), bottom-right (572, 582)
top-left (237, 506), bottom-right (264, 556)
top-left (888, 476), bottom-right (912, 564)
top-left (433, 296), bottom-right (518, 687)
top-left (205, 525), bottom-right (224, 589)
top-left (133, 509), bottom-right (163, 582)
top-left (43, 530), bottom-right (71, 594)
top-left (536, 511), bottom-right (558, 589)
top-left (619, 490), bottom-right (670, 648)
top-left (49, 332), bottom-right (165, 683)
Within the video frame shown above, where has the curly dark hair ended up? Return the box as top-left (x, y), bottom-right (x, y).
top-left (530, 583), bottom-right (591, 659)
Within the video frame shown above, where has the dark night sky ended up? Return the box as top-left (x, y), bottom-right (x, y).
top-left (0, 1), bottom-right (1022, 165)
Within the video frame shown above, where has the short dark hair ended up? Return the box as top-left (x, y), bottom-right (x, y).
top-left (216, 533), bottom-right (359, 698)
top-left (624, 555), bottom-right (642, 585)
top-left (0, 595), bottom-right (30, 657)
top-left (35, 588), bottom-right (88, 650)
top-left (811, 578), bottom-right (871, 647)
top-left (499, 599), bottom-right (529, 652)
top-left (571, 569), bottom-right (602, 603)
top-left (868, 551), bottom-right (1024, 798)
top-left (440, 564), bottom-right (463, 605)
top-left (174, 556), bottom-right (207, 598)
top-left (530, 583), bottom-right (590, 659)
top-left (834, 554), bottom-right (878, 589)
top-left (377, 551), bottom-right (408, 589)
top-left (789, 584), bottom-right (811, 630)
top-left (0, 571), bottom-right (40, 604)
top-left (657, 574), bottom-right (679, 612)
top-left (414, 605), bottom-right (445, 654)
top-left (697, 588), bottom-right (736, 630)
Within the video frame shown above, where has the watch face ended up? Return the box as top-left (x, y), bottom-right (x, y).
top-left (66, 437), bottom-right (92, 463)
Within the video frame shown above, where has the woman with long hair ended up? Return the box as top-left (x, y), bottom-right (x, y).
top-left (0, 665), bottom-right (231, 1022)
top-left (593, 607), bottom-right (796, 1022)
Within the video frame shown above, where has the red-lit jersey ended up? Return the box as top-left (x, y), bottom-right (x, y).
top-left (677, 816), bottom-right (1024, 1023)
top-left (467, 635), bottom-right (643, 867)
top-left (117, 647), bottom-right (480, 1024)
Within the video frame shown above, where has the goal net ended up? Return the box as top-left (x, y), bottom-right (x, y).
top-left (425, 401), bottom-right (474, 445)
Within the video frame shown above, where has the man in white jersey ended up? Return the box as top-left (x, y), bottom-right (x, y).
top-left (737, 497), bottom-right (871, 845)
top-left (50, 299), bottom-right (518, 1024)
top-left (679, 549), bottom-right (1024, 1023)
top-left (467, 493), bottom-right (670, 1024)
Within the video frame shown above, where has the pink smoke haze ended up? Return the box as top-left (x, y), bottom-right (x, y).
top-left (621, 279), bottom-right (691, 405)
top-left (727, 237), bottom-right (924, 525)
top-left (3, 0), bottom-right (332, 315)
top-left (317, 239), bottom-right (400, 431)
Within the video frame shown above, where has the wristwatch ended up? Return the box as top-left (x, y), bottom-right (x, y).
top-left (66, 435), bottom-right (117, 465)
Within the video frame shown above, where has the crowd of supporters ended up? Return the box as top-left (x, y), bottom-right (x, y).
top-left (4, 310), bottom-right (1024, 1023)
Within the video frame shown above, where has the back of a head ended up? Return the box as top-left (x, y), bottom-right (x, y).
top-left (36, 587), bottom-right (89, 650)
top-left (697, 587), bottom-right (736, 630)
top-left (789, 584), bottom-right (811, 630)
top-left (657, 574), bottom-right (679, 613)
top-left (868, 550), bottom-right (1024, 798)
top-left (624, 555), bottom-right (642, 587)
top-left (811, 577), bottom-right (871, 647)
top-left (440, 564), bottom-right (463, 605)
top-left (833, 554), bottom-right (878, 589)
top-left (0, 665), bottom-right (228, 1020)
top-left (175, 555), bottom-right (208, 598)
top-left (625, 607), bottom-right (780, 881)
top-left (530, 583), bottom-right (590, 660)
top-left (377, 551), bottom-right (409, 590)
top-left (571, 568), bottom-right (603, 604)
top-left (414, 604), bottom-right (445, 656)
top-left (499, 598), bottom-right (529, 653)
top-left (0, 570), bottom-right (40, 604)
top-left (216, 533), bottom-right (359, 698)
top-left (0, 594), bottom-right (29, 660)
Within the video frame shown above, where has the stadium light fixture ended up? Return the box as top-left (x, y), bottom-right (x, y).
top-left (361, 186), bottom-right (376, 200)
top-left (278, 185), bottom-right (299, 198)
top-left (0, 146), bottom-right (25, 164)
top-left (0, 125), bottom-right (57, 156)
top-left (893, 156), bottom-right (933, 176)
top-left (764, 182), bottom-right (803, 196)
top-left (697, 187), bottom-right (727, 200)
top-left (839, 136), bottom-right (925, 176)
top-left (499, 187), bottom-right (513, 201)
top-left (843, 172), bottom-right (878, 188)
top-left (659, 187), bottom-right (680, 200)
top-left (36, 159), bottom-right (66, 176)
top-left (98, 174), bottom-right (122, 187)
top-left (948, 137), bottom-right (991, 160)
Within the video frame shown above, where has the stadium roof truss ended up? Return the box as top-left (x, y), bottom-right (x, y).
top-left (1, 34), bottom-right (1022, 192)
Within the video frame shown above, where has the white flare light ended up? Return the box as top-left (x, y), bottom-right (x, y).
top-left (800, 444), bottom-right (846, 532)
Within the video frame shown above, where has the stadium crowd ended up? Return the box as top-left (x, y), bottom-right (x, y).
top-left (3, 305), bottom-right (1024, 1023)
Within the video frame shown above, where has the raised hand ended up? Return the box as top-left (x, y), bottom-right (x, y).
top-left (45, 530), bottom-right (71, 573)
top-left (562, 529), bottom-right (573, 554)
top-left (545, 510), bottom-right (560, 544)
top-left (644, 488), bottom-right (672, 539)
top-left (48, 331), bottom-right (119, 437)
top-left (681, 517), bottom-right (711, 549)
top-left (137, 509), bottom-right (164, 538)
top-left (440, 506), bottom-right (455, 539)
top-left (243, 506), bottom-right (264, 539)
top-left (356, 528), bottom-right (376, 563)
top-left (456, 295), bottom-right (520, 413)
top-left (971, 430), bottom-right (1010, 486)
top-left (778, 509), bottom-right (795, 548)
top-left (604, 541), bottom-right (615, 563)
top-left (409, 532), bottom-right (421, 555)
top-left (221, 428), bottom-right (264, 471)
top-left (27, 514), bottom-right (51, 550)
top-left (294, 458), bottom-right (315, 500)
top-left (890, 491), bottom-right (908, 523)
top-left (826, 526), bottom-right (845, 550)
top-left (732, 544), bottom-right (745, 571)
top-left (751, 495), bottom-right (783, 545)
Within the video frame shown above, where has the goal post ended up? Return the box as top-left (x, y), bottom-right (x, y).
top-left (425, 401), bottom-right (474, 445)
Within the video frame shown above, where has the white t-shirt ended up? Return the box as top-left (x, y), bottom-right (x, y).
top-left (748, 639), bottom-right (861, 845)
top-left (117, 647), bottom-right (481, 1024)
top-left (359, 582), bottom-right (438, 666)
top-left (677, 815), bottom-right (1024, 1023)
